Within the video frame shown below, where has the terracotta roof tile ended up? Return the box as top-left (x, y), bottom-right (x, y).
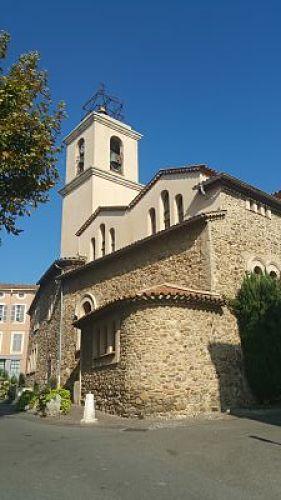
top-left (73, 283), bottom-right (224, 327)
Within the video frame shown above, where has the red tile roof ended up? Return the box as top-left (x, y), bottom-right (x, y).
top-left (73, 283), bottom-right (224, 327)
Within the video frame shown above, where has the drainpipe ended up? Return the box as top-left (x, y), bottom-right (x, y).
top-left (55, 264), bottom-right (64, 387)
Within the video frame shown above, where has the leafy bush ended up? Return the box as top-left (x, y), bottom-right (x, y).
top-left (17, 390), bottom-right (37, 411)
top-left (0, 369), bottom-right (9, 380)
top-left (18, 373), bottom-right (26, 387)
top-left (38, 387), bottom-right (71, 415)
top-left (232, 273), bottom-right (281, 403)
top-left (0, 379), bottom-right (10, 400)
top-left (7, 383), bottom-right (17, 402)
top-left (33, 381), bottom-right (40, 394)
top-left (49, 376), bottom-right (57, 390)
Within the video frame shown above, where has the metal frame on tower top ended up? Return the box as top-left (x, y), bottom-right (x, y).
top-left (82, 84), bottom-right (124, 121)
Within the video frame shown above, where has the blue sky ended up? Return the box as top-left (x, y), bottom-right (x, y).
top-left (2, 0), bottom-right (281, 283)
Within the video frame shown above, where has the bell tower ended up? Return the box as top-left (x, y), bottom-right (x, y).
top-left (59, 86), bottom-right (143, 258)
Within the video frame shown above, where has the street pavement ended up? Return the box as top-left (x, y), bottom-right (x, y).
top-left (0, 404), bottom-right (280, 500)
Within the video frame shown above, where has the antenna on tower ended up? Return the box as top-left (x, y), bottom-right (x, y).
top-left (82, 83), bottom-right (125, 121)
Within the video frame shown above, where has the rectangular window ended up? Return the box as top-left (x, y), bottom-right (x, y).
top-left (0, 359), bottom-right (6, 373)
top-left (10, 332), bottom-right (24, 354)
top-left (0, 305), bottom-right (7, 322)
top-left (11, 305), bottom-right (25, 323)
top-left (10, 360), bottom-right (20, 378)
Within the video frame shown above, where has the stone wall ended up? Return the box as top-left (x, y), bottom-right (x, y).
top-left (27, 219), bottom-right (210, 393)
top-left (209, 189), bottom-right (281, 296)
top-left (81, 301), bottom-right (252, 417)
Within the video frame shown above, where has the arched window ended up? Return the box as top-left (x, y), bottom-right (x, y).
top-left (161, 190), bottom-right (170, 229)
top-left (254, 265), bottom-right (263, 275)
top-left (77, 138), bottom-right (85, 174)
top-left (267, 264), bottom-right (279, 279)
top-left (175, 194), bottom-right (184, 223)
top-left (82, 301), bottom-right (92, 315)
top-left (148, 208), bottom-right (156, 235)
top-left (110, 136), bottom-right (123, 173)
top-left (100, 224), bottom-right (105, 256)
top-left (91, 238), bottom-right (96, 261)
top-left (76, 294), bottom-right (96, 319)
top-left (110, 228), bottom-right (116, 253)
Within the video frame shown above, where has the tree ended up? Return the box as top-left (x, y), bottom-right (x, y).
top-left (0, 32), bottom-right (65, 235)
top-left (232, 273), bottom-right (281, 403)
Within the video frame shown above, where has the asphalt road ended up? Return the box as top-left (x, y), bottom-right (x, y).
top-left (0, 405), bottom-right (280, 500)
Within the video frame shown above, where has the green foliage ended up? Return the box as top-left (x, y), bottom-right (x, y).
top-left (18, 373), bottom-right (26, 387)
top-left (232, 273), bottom-right (281, 402)
top-left (0, 369), bottom-right (9, 380)
top-left (10, 374), bottom-right (17, 385)
top-left (0, 379), bottom-right (10, 400)
top-left (49, 375), bottom-right (57, 390)
top-left (33, 381), bottom-right (39, 394)
top-left (7, 383), bottom-right (17, 402)
top-left (0, 31), bottom-right (65, 236)
top-left (17, 390), bottom-right (37, 411)
top-left (38, 387), bottom-right (71, 415)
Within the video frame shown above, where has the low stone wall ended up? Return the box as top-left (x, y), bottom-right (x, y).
top-left (81, 301), bottom-right (253, 418)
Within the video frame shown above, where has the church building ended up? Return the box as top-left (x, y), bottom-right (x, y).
top-left (27, 94), bottom-right (281, 417)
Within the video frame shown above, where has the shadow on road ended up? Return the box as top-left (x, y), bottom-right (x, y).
top-left (230, 408), bottom-right (281, 427)
top-left (0, 400), bottom-right (17, 417)
top-left (249, 435), bottom-right (281, 446)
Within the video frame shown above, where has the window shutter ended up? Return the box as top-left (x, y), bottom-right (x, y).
top-left (3, 305), bottom-right (7, 322)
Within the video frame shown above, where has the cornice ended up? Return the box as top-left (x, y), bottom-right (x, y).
top-left (59, 166), bottom-right (143, 197)
top-left (64, 112), bottom-right (142, 145)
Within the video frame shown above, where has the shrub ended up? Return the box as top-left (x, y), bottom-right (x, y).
top-left (0, 379), bottom-right (10, 400)
top-left (38, 387), bottom-right (71, 415)
top-left (7, 383), bottom-right (17, 402)
top-left (33, 381), bottom-right (40, 394)
top-left (17, 391), bottom-right (37, 411)
top-left (232, 273), bottom-right (281, 403)
top-left (18, 373), bottom-right (26, 387)
top-left (49, 376), bottom-right (57, 390)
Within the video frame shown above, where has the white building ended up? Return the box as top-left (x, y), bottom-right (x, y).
top-left (60, 108), bottom-right (220, 262)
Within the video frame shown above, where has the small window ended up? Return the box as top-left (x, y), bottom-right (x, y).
top-left (110, 228), bottom-right (116, 253)
top-left (10, 332), bottom-right (24, 354)
top-left (11, 305), bottom-right (25, 323)
top-left (17, 292), bottom-right (26, 299)
top-left (93, 321), bottom-right (117, 360)
top-left (148, 208), bottom-right (156, 235)
top-left (161, 190), bottom-right (170, 229)
top-left (0, 292), bottom-right (5, 298)
top-left (175, 194), bottom-right (184, 223)
top-left (110, 136), bottom-right (123, 173)
top-left (100, 224), bottom-right (106, 257)
top-left (77, 138), bottom-right (85, 174)
top-left (91, 238), bottom-right (96, 261)
top-left (0, 305), bottom-right (7, 323)
top-left (82, 301), bottom-right (92, 315)
top-left (269, 270), bottom-right (278, 279)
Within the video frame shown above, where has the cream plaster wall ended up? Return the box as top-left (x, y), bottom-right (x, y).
top-left (78, 171), bottom-right (222, 262)
top-left (61, 111), bottom-right (142, 258)
top-left (61, 177), bottom-right (93, 257)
